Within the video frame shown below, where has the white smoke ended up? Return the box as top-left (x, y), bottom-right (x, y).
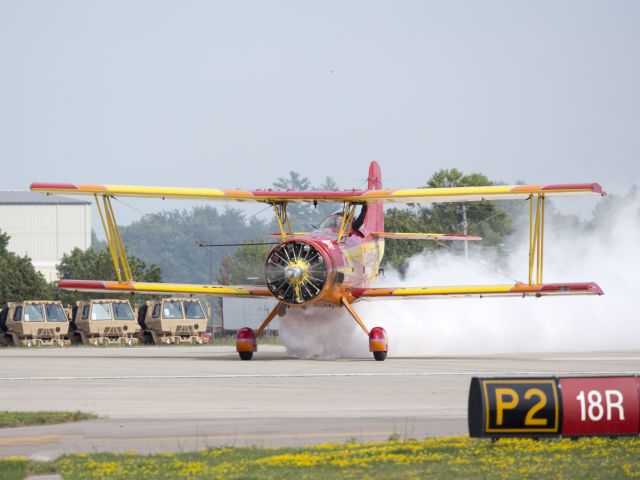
top-left (280, 195), bottom-right (640, 358)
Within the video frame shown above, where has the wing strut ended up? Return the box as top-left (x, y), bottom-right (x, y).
top-left (528, 194), bottom-right (545, 285)
top-left (272, 203), bottom-right (293, 240)
top-left (94, 194), bottom-right (133, 283)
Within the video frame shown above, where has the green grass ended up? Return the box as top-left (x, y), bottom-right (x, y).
top-left (212, 332), bottom-right (281, 346)
top-left (0, 411), bottom-right (98, 429)
top-left (0, 458), bottom-right (57, 480)
top-left (1, 436), bottom-right (639, 479)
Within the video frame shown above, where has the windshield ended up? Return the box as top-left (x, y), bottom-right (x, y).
top-left (113, 303), bottom-right (134, 320)
top-left (91, 303), bottom-right (113, 320)
top-left (162, 301), bottom-right (183, 319)
top-left (319, 213), bottom-right (343, 230)
top-left (23, 304), bottom-right (44, 322)
top-left (184, 302), bottom-right (205, 319)
top-left (45, 304), bottom-right (67, 322)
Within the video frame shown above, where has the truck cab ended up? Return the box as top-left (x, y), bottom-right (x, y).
top-left (0, 301), bottom-right (69, 347)
top-left (69, 299), bottom-right (139, 345)
top-left (137, 298), bottom-right (208, 345)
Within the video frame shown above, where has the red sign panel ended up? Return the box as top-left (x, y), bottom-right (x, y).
top-left (560, 377), bottom-right (640, 436)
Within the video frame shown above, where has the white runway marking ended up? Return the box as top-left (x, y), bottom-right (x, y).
top-left (0, 371), bottom-right (637, 381)
top-left (548, 356), bottom-right (640, 361)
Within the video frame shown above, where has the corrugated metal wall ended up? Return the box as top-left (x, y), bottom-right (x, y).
top-left (222, 297), bottom-right (279, 331)
top-left (0, 204), bottom-right (91, 281)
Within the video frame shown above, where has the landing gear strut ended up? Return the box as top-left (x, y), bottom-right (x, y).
top-left (341, 296), bottom-right (388, 361)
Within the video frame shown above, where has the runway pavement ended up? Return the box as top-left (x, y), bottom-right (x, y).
top-left (0, 345), bottom-right (638, 460)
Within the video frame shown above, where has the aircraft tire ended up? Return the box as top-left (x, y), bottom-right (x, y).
top-left (239, 351), bottom-right (253, 361)
top-left (373, 351), bottom-right (387, 361)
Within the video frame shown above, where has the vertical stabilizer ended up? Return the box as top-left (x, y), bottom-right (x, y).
top-left (365, 161), bottom-right (384, 233)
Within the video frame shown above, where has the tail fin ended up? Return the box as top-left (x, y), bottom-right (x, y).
top-left (365, 161), bottom-right (384, 232)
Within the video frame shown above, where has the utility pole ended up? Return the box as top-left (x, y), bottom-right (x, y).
top-left (461, 205), bottom-right (469, 260)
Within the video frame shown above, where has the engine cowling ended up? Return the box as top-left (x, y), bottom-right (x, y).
top-left (265, 241), bottom-right (329, 305)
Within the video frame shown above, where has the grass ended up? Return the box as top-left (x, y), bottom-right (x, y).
top-left (212, 332), bottom-right (281, 346)
top-left (0, 411), bottom-right (98, 429)
top-left (1, 436), bottom-right (639, 479)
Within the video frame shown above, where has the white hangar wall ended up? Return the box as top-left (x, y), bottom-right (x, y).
top-left (0, 192), bottom-right (91, 282)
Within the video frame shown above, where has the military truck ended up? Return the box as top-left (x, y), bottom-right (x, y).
top-left (69, 299), bottom-right (139, 346)
top-left (137, 298), bottom-right (208, 345)
top-left (0, 301), bottom-right (69, 347)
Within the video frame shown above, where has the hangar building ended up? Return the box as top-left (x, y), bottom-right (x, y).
top-left (0, 191), bottom-right (91, 282)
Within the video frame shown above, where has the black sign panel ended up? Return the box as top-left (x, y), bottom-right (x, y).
top-left (468, 377), bottom-right (560, 437)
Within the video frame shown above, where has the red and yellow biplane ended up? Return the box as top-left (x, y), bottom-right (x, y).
top-left (31, 161), bottom-right (605, 361)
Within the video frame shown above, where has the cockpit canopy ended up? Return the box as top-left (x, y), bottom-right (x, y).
top-left (318, 212), bottom-right (343, 230)
top-left (318, 205), bottom-right (367, 233)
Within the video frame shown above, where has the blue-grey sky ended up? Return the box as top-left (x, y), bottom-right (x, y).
top-left (1, 1), bottom-right (638, 223)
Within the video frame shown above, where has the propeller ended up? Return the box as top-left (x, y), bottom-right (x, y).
top-left (265, 241), bottom-right (327, 304)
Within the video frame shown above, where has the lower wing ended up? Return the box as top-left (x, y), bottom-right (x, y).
top-left (351, 282), bottom-right (603, 300)
top-left (58, 280), bottom-right (272, 297)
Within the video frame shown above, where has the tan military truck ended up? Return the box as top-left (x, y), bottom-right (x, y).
top-left (0, 301), bottom-right (69, 347)
top-left (69, 299), bottom-right (140, 346)
top-left (137, 298), bottom-right (208, 345)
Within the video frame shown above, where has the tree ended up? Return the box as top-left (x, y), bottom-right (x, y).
top-left (311, 176), bottom-right (341, 226)
top-left (55, 247), bottom-right (162, 305)
top-left (383, 169), bottom-right (513, 274)
top-left (119, 205), bottom-right (269, 284)
top-left (220, 241), bottom-right (271, 285)
top-left (272, 171), bottom-right (313, 229)
top-left (0, 230), bottom-right (51, 306)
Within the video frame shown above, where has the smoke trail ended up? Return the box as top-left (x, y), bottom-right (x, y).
top-left (280, 194), bottom-right (640, 358)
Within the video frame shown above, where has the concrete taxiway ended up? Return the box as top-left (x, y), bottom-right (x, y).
top-left (0, 346), bottom-right (638, 459)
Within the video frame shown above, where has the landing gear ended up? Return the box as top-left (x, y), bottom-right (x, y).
top-left (235, 327), bottom-right (257, 360)
top-left (341, 296), bottom-right (389, 361)
top-left (235, 303), bottom-right (282, 361)
top-left (369, 327), bottom-right (388, 362)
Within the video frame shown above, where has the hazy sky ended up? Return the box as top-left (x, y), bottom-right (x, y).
top-left (1, 1), bottom-right (638, 224)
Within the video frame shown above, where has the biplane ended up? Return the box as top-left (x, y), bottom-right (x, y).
top-left (31, 161), bottom-right (605, 361)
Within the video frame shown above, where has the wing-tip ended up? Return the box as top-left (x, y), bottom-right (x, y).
top-left (30, 182), bottom-right (79, 192)
top-left (538, 282), bottom-right (604, 295)
top-left (540, 183), bottom-right (606, 196)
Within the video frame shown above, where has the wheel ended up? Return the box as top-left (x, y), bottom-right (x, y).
top-left (239, 351), bottom-right (253, 361)
top-left (373, 351), bottom-right (387, 361)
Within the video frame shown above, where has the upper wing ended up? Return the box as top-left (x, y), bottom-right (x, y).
top-left (31, 182), bottom-right (605, 204)
top-left (371, 232), bottom-right (482, 241)
top-left (58, 279), bottom-right (272, 297)
top-left (351, 282), bottom-right (603, 300)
